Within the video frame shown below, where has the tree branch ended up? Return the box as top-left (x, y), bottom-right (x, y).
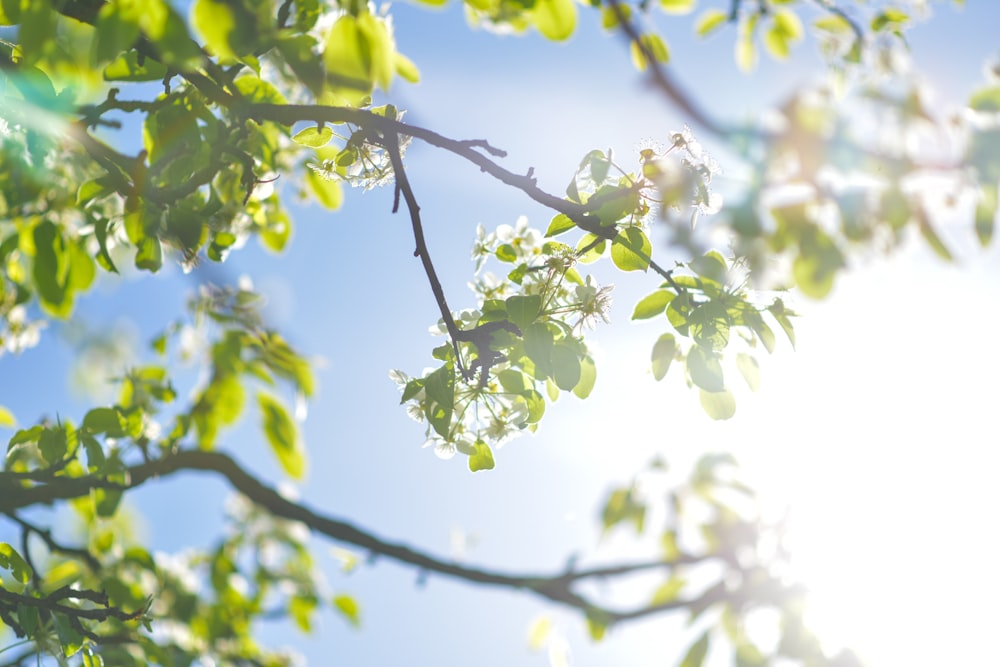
top-left (2, 449), bottom-right (750, 623)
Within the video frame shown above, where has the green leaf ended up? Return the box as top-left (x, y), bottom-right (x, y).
top-left (576, 234), bottom-right (606, 263)
top-left (650, 575), bottom-right (686, 605)
top-left (680, 630), bottom-right (711, 667)
top-left (687, 346), bottom-right (724, 392)
top-left (104, 51), bottom-right (169, 81)
top-left (872, 9), bottom-right (908, 32)
top-left (0, 543), bottom-right (33, 584)
top-left (531, 0), bottom-right (577, 41)
top-left (976, 184), bottom-right (997, 246)
top-left (83, 407), bottom-right (126, 436)
top-left (611, 227), bottom-right (652, 272)
top-left (394, 52), bottom-right (420, 82)
top-left (689, 302), bottom-right (731, 350)
top-left (323, 13), bottom-right (394, 93)
top-left (813, 15), bottom-right (852, 34)
top-left (135, 237), bottom-right (163, 272)
top-left (660, 0), bottom-right (694, 14)
top-left (551, 343), bottom-right (581, 391)
top-left (763, 9), bottom-right (803, 60)
top-left (545, 213), bottom-right (576, 237)
top-left (292, 126), bottom-right (335, 148)
top-left (918, 215), bottom-right (953, 261)
top-left (38, 426), bottom-right (68, 465)
top-left (735, 353), bottom-right (760, 391)
top-left (695, 9), bottom-right (727, 36)
top-left (333, 594), bottom-right (361, 628)
top-left (424, 364), bottom-right (455, 438)
top-left (191, 0), bottom-right (238, 60)
top-left (506, 294), bottom-right (541, 330)
top-left (524, 323), bottom-right (555, 378)
top-left (631, 34), bottom-right (670, 71)
top-left (0, 405), bottom-right (14, 428)
top-left (258, 392), bottom-right (305, 480)
top-left (522, 389), bottom-right (546, 423)
top-left (632, 290), bottom-right (673, 320)
top-left (290, 594), bottom-right (318, 633)
top-left (306, 168), bottom-right (344, 209)
top-left (469, 440), bottom-right (496, 472)
top-left (651, 333), bottom-right (676, 381)
top-left (586, 613), bottom-right (608, 641)
top-left (573, 355), bottom-right (597, 399)
top-left (970, 87), bottom-right (1000, 112)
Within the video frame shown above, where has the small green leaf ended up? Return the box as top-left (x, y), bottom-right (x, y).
top-left (631, 34), bottom-right (670, 71)
top-left (660, 0), bottom-right (694, 14)
top-left (469, 440), bottom-right (496, 472)
top-left (696, 8), bottom-right (727, 36)
top-left (306, 168), bottom-right (344, 209)
top-left (83, 407), bottom-right (126, 436)
top-left (551, 343), bottom-right (582, 391)
top-left (545, 213), bottom-right (576, 237)
top-left (258, 392), bottom-right (305, 480)
top-left (650, 575), bottom-right (686, 605)
top-left (651, 333), bottom-right (676, 381)
top-left (687, 346), bottom-right (724, 392)
top-left (611, 227), bottom-right (652, 272)
top-left (292, 126), bottom-right (335, 148)
top-left (135, 237), bottom-right (163, 272)
top-left (191, 0), bottom-right (238, 60)
top-left (424, 364), bottom-right (455, 438)
top-left (0, 543), bottom-right (33, 584)
top-left (918, 215), bottom-right (953, 261)
top-left (573, 355), bottom-right (597, 399)
top-left (970, 87), bottom-right (1000, 113)
top-left (976, 184), bottom-right (997, 246)
top-left (680, 630), bottom-right (711, 667)
top-left (531, 0), bottom-right (577, 41)
top-left (506, 294), bottom-right (541, 330)
top-left (735, 353), bottom-right (760, 391)
top-left (333, 594), bottom-right (361, 628)
top-left (632, 290), bottom-right (673, 320)
top-left (0, 405), bottom-right (14, 428)
top-left (395, 53), bottom-right (420, 82)
top-left (38, 427), bottom-right (68, 465)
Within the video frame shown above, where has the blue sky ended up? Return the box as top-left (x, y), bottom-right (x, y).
top-left (4, 1), bottom-right (1000, 666)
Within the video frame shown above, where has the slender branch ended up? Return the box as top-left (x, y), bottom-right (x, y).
top-left (6, 513), bottom-right (102, 572)
top-left (604, 0), bottom-right (756, 141)
top-left (2, 449), bottom-right (742, 623)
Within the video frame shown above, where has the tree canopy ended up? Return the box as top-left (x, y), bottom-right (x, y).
top-left (0, 0), bottom-right (996, 665)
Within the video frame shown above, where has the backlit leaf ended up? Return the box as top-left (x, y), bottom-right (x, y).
top-left (258, 392), bottom-right (305, 479)
top-left (531, 0), bottom-right (577, 41)
top-left (632, 290), bottom-right (673, 320)
top-left (611, 227), bottom-right (651, 272)
top-left (696, 9), bottom-right (727, 36)
top-left (469, 440), bottom-right (495, 472)
top-left (687, 346), bottom-right (724, 392)
top-left (651, 333), bottom-right (676, 381)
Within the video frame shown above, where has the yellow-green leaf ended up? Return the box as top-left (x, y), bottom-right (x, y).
top-left (258, 392), bottom-right (305, 479)
top-left (531, 0), bottom-right (577, 41)
top-left (699, 388), bottom-right (735, 420)
top-left (611, 227), bottom-right (652, 272)
top-left (651, 333), bottom-right (676, 381)
top-left (735, 352), bottom-right (760, 391)
top-left (469, 440), bottom-right (495, 472)
top-left (660, 0), bottom-right (694, 14)
top-left (191, 0), bottom-right (237, 60)
top-left (630, 33), bottom-right (670, 71)
top-left (306, 168), bottom-right (344, 209)
top-left (292, 126), bottom-right (334, 148)
top-left (333, 594), bottom-right (361, 628)
top-left (0, 405), bottom-right (15, 428)
top-left (695, 8), bottom-right (727, 36)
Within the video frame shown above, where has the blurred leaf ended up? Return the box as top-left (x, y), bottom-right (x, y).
top-left (0, 405), bottom-right (14, 428)
top-left (631, 34), bottom-right (670, 71)
top-left (0, 542), bottom-right (33, 584)
top-left (469, 440), bottom-right (495, 472)
top-left (651, 333), bottom-right (676, 381)
top-left (687, 346), bottom-right (724, 392)
top-left (258, 392), bottom-right (305, 479)
top-left (976, 183), bottom-right (997, 246)
top-left (680, 630), bottom-right (711, 667)
top-left (695, 9), bottom-right (727, 36)
top-left (527, 616), bottom-right (552, 650)
top-left (573, 355), bottom-right (597, 399)
top-left (660, 0), bottom-right (694, 14)
top-left (735, 353), bottom-right (760, 391)
top-left (699, 389), bottom-right (735, 420)
top-left (333, 594), bottom-right (361, 628)
top-left (531, 0), bottom-right (577, 41)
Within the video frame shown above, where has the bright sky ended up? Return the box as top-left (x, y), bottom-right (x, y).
top-left (3, 2), bottom-right (999, 666)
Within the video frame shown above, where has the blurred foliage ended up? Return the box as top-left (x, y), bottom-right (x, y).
top-left (0, 0), bottom-right (992, 665)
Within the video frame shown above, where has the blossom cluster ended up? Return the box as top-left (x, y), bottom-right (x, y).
top-left (395, 216), bottom-right (613, 462)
